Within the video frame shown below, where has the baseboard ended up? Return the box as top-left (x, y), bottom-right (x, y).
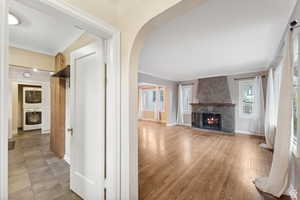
top-left (178, 123), bottom-right (192, 127)
top-left (64, 155), bottom-right (70, 165)
top-left (139, 118), bottom-right (167, 123)
top-left (235, 130), bottom-right (264, 136)
top-left (41, 129), bottom-right (50, 134)
top-left (166, 123), bottom-right (177, 126)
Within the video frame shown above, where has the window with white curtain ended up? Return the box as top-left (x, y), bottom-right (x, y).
top-left (292, 31), bottom-right (300, 156)
top-left (141, 88), bottom-right (164, 112)
top-left (239, 80), bottom-right (256, 118)
top-left (182, 85), bottom-right (193, 113)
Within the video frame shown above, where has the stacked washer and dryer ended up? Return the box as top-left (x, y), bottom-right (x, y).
top-left (23, 87), bottom-right (43, 131)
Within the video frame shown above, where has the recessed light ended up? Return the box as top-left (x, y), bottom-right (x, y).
top-left (8, 13), bottom-right (20, 25)
top-left (33, 68), bottom-right (38, 72)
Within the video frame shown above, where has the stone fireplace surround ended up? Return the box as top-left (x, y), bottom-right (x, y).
top-left (191, 103), bottom-right (235, 133)
top-left (191, 76), bottom-right (235, 133)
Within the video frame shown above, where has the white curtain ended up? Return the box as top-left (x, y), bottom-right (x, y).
top-left (250, 76), bottom-right (265, 134)
top-left (261, 68), bottom-right (276, 149)
top-left (177, 84), bottom-right (184, 125)
top-left (254, 32), bottom-right (293, 197)
top-left (274, 63), bottom-right (283, 126)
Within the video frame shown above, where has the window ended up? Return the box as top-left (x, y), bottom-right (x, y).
top-left (292, 31), bottom-right (300, 156)
top-left (239, 80), bottom-right (255, 118)
top-left (182, 85), bottom-right (193, 113)
top-left (142, 89), bottom-right (156, 111)
top-left (158, 88), bottom-right (164, 112)
top-left (141, 88), bottom-right (165, 112)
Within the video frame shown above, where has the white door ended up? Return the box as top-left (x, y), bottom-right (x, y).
top-left (70, 40), bottom-right (106, 199)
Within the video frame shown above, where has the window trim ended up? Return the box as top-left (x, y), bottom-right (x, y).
top-left (238, 79), bottom-right (256, 119)
top-left (181, 85), bottom-right (193, 114)
top-left (140, 88), bottom-right (165, 112)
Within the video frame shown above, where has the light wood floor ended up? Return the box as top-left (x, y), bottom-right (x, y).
top-left (138, 121), bottom-right (290, 200)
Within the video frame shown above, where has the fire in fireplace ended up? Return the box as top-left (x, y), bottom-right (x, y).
top-left (202, 113), bottom-right (222, 130)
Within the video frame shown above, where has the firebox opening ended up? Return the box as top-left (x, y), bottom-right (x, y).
top-left (202, 113), bottom-right (222, 130)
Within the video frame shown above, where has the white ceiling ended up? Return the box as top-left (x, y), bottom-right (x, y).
top-left (9, 0), bottom-right (84, 56)
top-left (139, 0), bottom-right (297, 81)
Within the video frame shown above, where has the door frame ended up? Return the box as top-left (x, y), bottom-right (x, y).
top-left (0, 0), bottom-right (121, 199)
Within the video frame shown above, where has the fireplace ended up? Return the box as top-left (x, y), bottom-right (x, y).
top-left (191, 76), bottom-right (235, 133)
top-left (202, 113), bottom-right (221, 130)
top-left (191, 103), bottom-right (235, 133)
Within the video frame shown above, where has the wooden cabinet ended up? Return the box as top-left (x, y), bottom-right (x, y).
top-left (50, 77), bottom-right (66, 158)
top-left (55, 53), bottom-right (66, 72)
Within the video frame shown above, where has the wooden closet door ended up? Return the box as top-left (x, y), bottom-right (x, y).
top-left (50, 77), bottom-right (66, 158)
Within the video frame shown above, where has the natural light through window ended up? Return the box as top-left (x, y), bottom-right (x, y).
top-left (141, 88), bottom-right (164, 112)
top-left (182, 85), bottom-right (192, 114)
top-left (292, 31), bottom-right (300, 156)
top-left (239, 80), bottom-right (255, 118)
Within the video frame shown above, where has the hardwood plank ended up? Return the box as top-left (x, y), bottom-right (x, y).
top-left (139, 121), bottom-right (290, 200)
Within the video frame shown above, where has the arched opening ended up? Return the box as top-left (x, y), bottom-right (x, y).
top-left (129, 0), bottom-right (297, 199)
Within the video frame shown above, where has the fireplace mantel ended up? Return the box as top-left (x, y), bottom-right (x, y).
top-left (191, 103), bottom-right (235, 107)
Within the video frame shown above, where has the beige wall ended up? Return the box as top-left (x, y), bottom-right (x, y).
top-left (9, 47), bottom-right (55, 71)
top-left (62, 33), bottom-right (97, 65)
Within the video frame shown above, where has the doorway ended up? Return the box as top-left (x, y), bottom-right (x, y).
top-left (0, 0), bottom-right (121, 199)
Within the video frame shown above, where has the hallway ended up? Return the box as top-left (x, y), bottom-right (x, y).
top-left (138, 121), bottom-right (291, 200)
top-left (8, 130), bottom-right (81, 200)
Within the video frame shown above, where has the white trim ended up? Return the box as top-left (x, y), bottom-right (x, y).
top-left (9, 43), bottom-right (57, 56)
top-left (139, 118), bottom-right (167, 123)
top-left (235, 130), bottom-right (264, 136)
top-left (0, 0), bottom-right (8, 199)
top-left (138, 70), bottom-right (177, 82)
top-left (139, 68), bottom-right (267, 82)
top-left (166, 123), bottom-right (178, 126)
top-left (178, 123), bottom-right (192, 127)
top-left (64, 154), bottom-right (70, 165)
top-left (1, 0), bottom-right (122, 199)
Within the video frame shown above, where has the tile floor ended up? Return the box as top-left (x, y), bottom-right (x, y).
top-left (8, 130), bottom-right (81, 200)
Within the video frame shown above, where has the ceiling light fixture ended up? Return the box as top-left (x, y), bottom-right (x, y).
top-left (8, 13), bottom-right (20, 25)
